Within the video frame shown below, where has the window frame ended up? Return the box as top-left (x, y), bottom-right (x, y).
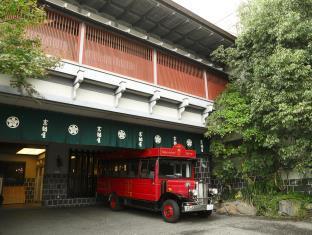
top-left (138, 159), bottom-right (156, 179)
top-left (158, 158), bottom-right (192, 179)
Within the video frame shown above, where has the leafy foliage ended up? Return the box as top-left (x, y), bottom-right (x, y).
top-left (233, 182), bottom-right (311, 218)
top-left (207, 0), bottom-right (312, 186)
top-left (248, 191), bottom-right (312, 217)
top-left (0, 0), bottom-right (58, 96)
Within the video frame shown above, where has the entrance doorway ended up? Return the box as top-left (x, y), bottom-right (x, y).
top-left (68, 150), bottom-right (98, 198)
top-left (0, 142), bottom-right (46, 207)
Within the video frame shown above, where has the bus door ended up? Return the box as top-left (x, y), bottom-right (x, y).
top-left (131, 159), bottom-right (157, 201)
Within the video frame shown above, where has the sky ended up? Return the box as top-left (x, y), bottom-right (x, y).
top-left (172, 0), bottom-right (246, 36)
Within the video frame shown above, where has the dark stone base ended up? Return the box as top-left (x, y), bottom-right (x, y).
top-left (42, 174), bottom-right (67, 201)
top-left (42, 173), bottom-right (98, 207)
top-left (24, 178), bottom-right (35, 203)
top-left (43, 197), bottom-right (97, 208)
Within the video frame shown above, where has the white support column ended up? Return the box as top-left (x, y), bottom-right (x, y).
top-left (178, 98), bottom-right (189, 120)
top-left (78, 22), bottom-right (86, 65)
top-left (204, 70), bottom-right (209, 99)
top-left (202, 104), bottom-right (214, 124)
top-left (149, 90), bottom-right (161, 114)
top-left (72, 70), bottom-right (84, 100)
top-left (153, 48), bottom-right (158, 85)
top-left (114, 81), bottom-right (127, 107)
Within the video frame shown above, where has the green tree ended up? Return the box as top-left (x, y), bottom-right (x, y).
top-left (207, 0), bottom-right (312, 187)
top-left (0, 0), bottom-right (58, 96)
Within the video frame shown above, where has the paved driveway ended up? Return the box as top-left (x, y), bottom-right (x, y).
top-left (0, 206), bottom-right (311, 235)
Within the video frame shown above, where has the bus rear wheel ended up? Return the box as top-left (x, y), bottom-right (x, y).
top-left (109, 193), bottom-right (123, 211)
top-left (161, 199), bottom-right (180, 223)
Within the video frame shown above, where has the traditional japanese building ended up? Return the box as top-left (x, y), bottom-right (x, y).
top-left (0, 0), bottom-right (235, 207)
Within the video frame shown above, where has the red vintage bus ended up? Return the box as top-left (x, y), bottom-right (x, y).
top-left (96, 144), bottom-right (216, 223)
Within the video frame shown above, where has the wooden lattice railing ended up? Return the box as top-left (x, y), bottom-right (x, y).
top-left (26, 10), bottom-right (80, 62)
top-left (83, 24), bottom-right (153, 83)
top-left (157, 51), bottom-right (205, 98)
top-left (25, 9), bottom-right (227, 99)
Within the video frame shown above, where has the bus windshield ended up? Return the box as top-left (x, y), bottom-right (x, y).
top-left (159, 159), bottom-right (191, 178)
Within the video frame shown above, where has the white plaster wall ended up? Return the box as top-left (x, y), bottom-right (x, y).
top-left (29, 77), bottom-right (72, 99)
top-left (153, 100), bottom-right (178, 119)
top-left (182, 107), bottom-right (202, 124)
top-left (118, 93), bottom-right (149, 113)
top-left (76, 83), bottom-right (114, 107)
top-left (0, 72), bottom-right (208, 130)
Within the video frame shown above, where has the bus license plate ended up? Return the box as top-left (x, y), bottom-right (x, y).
top-left (206, 204), bottom-right (213, 210)
top-left (185, 205), bottom-right (197, 211)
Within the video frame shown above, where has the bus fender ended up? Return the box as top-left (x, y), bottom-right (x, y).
top-left (158, 192), bottom-right (184, 207)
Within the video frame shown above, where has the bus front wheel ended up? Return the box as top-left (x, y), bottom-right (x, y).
top-left (161, 199), bottom-right (180, 223)
top-left (109, 193), bottom-right (123, 211)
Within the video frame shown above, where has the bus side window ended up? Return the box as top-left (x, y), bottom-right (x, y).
top-left (119, 161), bottom-right (128, 177)
top-left (140, 160), bottom-right (148, 178)
top-left (113, 162), bottom-right (119, 177)
top-left (148, 160), bottom-right (155, 179)
top-left (128, 160), bottom-right (139, 178)
top-left (140, 160), bottom-right (155, 179)
top-left (98, 160), bottom-right (103, 176)
top-left (101, 161), bottom-right (108, 176)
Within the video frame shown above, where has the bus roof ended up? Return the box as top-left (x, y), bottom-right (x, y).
top-left (97, 144), bottom-right (196, 160)
top-left (139, 144), bottom-right (196, 159)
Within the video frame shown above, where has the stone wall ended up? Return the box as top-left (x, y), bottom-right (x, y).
top-left (283, 178), bottom-right (312, 195)
top-left (24, 178), bottom-right (35, 204)
top-left (210, 177), bottom-right (246, 194)
top-left (42, 173), bottom-right (96, 207)
top-left (210, 177), bottom-right (312, 196)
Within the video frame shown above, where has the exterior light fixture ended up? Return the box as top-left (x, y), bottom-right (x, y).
top-left (71, 156), bottom-right (76, 159)
top-left (17, 148), bottom-right (46, 155)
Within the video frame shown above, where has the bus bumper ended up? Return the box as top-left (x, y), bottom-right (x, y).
top-left (182, 203), bottom-right (214, 213)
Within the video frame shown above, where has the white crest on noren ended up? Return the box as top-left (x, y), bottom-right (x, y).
top-left (118, 130), bottom-right (126, 139)
top-left (68, 124), bottom-right (79, 135)
top-left (6, 116), bottom-right (20, 128)
top-left (154, 135), bottom-right (162, 144)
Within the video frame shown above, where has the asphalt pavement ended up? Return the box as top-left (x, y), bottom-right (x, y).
top-left (0, 206), bottom-right (311, 235)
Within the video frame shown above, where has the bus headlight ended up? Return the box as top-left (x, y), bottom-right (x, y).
top-left (191, 189), bottom-right (198, 197)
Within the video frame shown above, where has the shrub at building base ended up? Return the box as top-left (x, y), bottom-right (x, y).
top-left (252, 193), bottom-right (312, 219)
top-left (214, 181), bottom-right (312, 219)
